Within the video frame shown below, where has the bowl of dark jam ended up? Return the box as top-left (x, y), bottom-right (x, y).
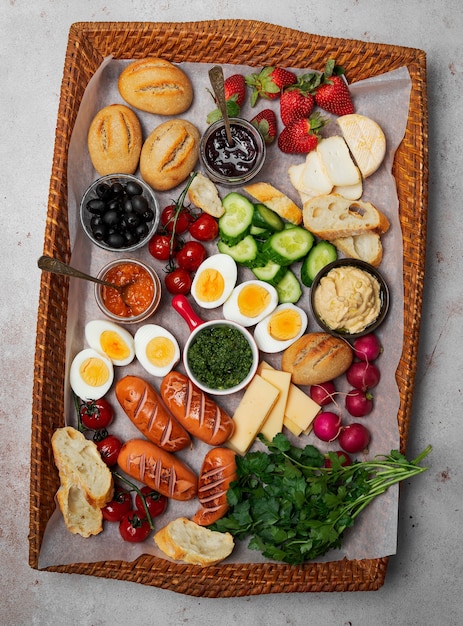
top-left (199, 117), bottom-right (266, 186)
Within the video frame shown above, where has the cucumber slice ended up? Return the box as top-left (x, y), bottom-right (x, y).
top-left (219, 192), bottom-right (255, 246)
top-left (300, 240), bottom-right (338, 287)
top-left (252, 203), bottom-right (285, 232)
top-left (275, 269), bottom-right (302, 304)
top-left (263, 226), bottom-right (314, 266)
top-left (250, 225), bottom-right (272, 240)
top-left (217, 235), bottom-right (259, 266)
top-left (252, 260), bottom-right (288, 286)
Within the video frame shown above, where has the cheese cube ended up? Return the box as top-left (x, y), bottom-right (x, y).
top-left (259, 369), bottom-right (292, 441)
top-left (226, 375), bottom-right (280, 456)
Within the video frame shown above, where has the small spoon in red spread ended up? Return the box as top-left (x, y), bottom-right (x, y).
top-left (209, 65), bottom-right (234, 147)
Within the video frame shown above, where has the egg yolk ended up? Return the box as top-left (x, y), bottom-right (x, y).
top-left (268, 309), bottom-right (302, 340)
top-left (79, 357), bottom-right (110, 387)
top-left (237, 284), bottom-right (271, 318)
top-left (145, 336), bottom-right (176, 368)
top-left (99, 330), bottom-right (131, 361)
top-left (195, 269), bottom-right (225, 303)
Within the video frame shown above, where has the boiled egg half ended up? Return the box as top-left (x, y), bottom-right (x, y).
top-left (70, 348), bottom-right (114, 401)
top-left (85, 320), bottom-right (135, 367)
top-left (134, 324), bottom-right (180, 377)
top-left (222, 280), bottom-right (278, 327)
top-left (254, 303), bottom-right (308, 353)
top-left (191, 253), bottom-right (237, 309)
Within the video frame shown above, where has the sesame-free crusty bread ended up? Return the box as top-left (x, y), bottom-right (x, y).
top-left (154, 517), bottom-right (234, 567)
top-left (332, 233), bottom-right (384, 267)
top-left (302, 193), bottom-right (390, 240)
top-left (187, 172), bottom-right (224, 217)
top-left (243, 181), bottom-right (303, 225)
top-left (56, 479), bottom-right (104, 537)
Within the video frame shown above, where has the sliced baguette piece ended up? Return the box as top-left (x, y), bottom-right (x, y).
top-left (337, 114), bottom-right (386, 178)
top-left (187, 172), bottom-right (224, 218)
top-left (154, 517), bottom-right (234, 566)
top-left (52, 426), bottom-right (114, 508)
top-left (56, 479), bottom-right (104, 537)
top-left (316, 135), bottom-right (361, 187)
top-left (332, 233), bottom-right (384, 267)
top-left (302, 193), bottom-right (390, 240)
top-left (243, 181), bottom-right (302, 225)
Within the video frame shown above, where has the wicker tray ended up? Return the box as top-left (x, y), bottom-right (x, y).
top-left (29, 20), bottom-right (428, 596)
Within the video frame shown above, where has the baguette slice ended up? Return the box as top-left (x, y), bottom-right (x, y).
top-left (337, 114), bottom-right (386, 178)
top-left (187, 172), bottom-right (224, 217)
top-left (332, 233), bottom-right (384, 267)
top-left (154, 517), bottom-right (234, 567)
top-left (56, 479), bottom-right (104, 537)
top-left (302, 194), bottom-right (390, 240)
top-left (244, 182), bottom-right (302, 225)
top-left (52, 427), bottom-right (114, 508)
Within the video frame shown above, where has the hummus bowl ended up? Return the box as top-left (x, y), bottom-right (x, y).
top-left (310, 258), bottom-right (390, 339)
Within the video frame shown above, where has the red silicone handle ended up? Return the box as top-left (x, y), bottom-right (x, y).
top-left (171, 294), bottom-right (205, 332)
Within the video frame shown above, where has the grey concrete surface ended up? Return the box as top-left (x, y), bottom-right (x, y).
top-left (1, 1), bottom-right (462, 625)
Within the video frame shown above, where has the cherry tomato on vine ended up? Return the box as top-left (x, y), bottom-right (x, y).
top-left (175, 241), bottom-right (207, 272)
top-left (119, 510), bottom-right (152, 543)
top-left (165, 268), bottom-right (192, 295)
top-left (148, 233), bottom-right (178, 261)
top-left (102, 487), bottom-right (132, 522)
top-left (160, 205), bottom-right (192, 234)
top-left (96, 434), bottom-right (122, 467)
top-left (189, 213), bottom-right (219, 241)
top-left (135, 486), bottom-right (168, 519)
top-left (79, 398), bottom-right (114, 431)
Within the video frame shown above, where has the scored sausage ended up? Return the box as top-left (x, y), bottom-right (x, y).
top-left (191, 447), bottom-right (237, 526)
top-left (116, 375), bottom-right (191, 452)
top-left (117, 439), bottom-right (197, 501)
top-left (160, 371), bottom-right (235, 446)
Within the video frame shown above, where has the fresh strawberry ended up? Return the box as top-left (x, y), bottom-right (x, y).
top-left (314, 59), bottom-right (355, 116)
top-left (250, 109), bottom-right (278, 144)
top-left (224, 74), bottom-right (246, 108)
top-left (279, 73), bottom-right (321, 126)
top-left (277, 113), bottom-right (326, 154)
top-left (245, 66), bottom-right (297, 106)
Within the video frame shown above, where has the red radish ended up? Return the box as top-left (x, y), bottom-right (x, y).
top-left (312, 411), bottom-right (342, 442)
top-left (353, 334), bottom-right (382, 362)
top-left (346, 361), bottom-right (381, 391)
top-left (339, 423), bottom-right (371, 454)
top-left (310, 381), bottom-right (336, 406)
top-left (324, 450), bottom-right (352, 468)
top-left (345, 388), bottom-right (374, 417)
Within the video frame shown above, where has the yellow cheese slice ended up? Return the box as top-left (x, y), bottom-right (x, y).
top-left (337, 114), bottom-right (386, 178)
top-left (259, 369), bottom-right (292, 441)
top-left (226, 374), bottom-right (280, 456)
top-left (282, 416), bottom-right (303, 437)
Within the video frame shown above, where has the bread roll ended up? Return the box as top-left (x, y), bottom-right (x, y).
top-left (118, 58), bottom-right (193, 115)
top-left (87, 104), bottom-right (142, 176)
top-left (154, 517), bottom-right (234, 566)
top-left (140, 119), bottom-right (200, 191)
top-left (281, 332), bottom-right (353, 386)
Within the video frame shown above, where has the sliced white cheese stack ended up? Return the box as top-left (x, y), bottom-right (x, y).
top-left (316, 135), bottom-right (361, 187)
top-left (336, 114), bottom-right (386, 178)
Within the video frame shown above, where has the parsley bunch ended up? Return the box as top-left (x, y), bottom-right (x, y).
top-left (212, 434), bottom-right (431, 564)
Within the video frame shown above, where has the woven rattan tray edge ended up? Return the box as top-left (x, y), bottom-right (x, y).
top-left (29, 20), bottom-right (428, 596)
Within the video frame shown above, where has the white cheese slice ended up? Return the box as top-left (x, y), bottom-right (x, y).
top-left (333, 179), bottom-right (363, 200)
top-left (226, 374), bottom-right (280, 456)
top-left (259, 369), bottom-right (292, 440)
top-left (297, 148), bottom-right (334, 195)
top-left (337, 114), bottom-right (386, 178)
top-left (316, 135), bottom-right (361, 187)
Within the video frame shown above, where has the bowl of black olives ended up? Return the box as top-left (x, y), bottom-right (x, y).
top-left (80, 174), bottom-right (160, 252)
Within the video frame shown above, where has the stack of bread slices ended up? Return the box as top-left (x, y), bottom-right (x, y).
top-left (288, 114), bottom-right (389, 267)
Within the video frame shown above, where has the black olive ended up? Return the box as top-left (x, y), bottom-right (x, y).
top-left (126, 213), bottom-right (141, 228)
top-left (110, 182), bottom-right (124, 197)
top-left (131, 194), bottom-right (149, 215)
top-left (107, 198), bottom-right (121, 212)
top-left (106, 232), bottom-right (126, 248)
top-left (90, 215), bottom-right (103, 227)
top-left (125, 180), bottom-right (143, 196)
top-left (124, 231), bottom-right (138, 246)
top-left (86, 198), bottom-right (106, 215)
top-left (122, 197), bottom-right (134, 213)
top-left (91, 223), bottom-right (107, 241)
top-left (135, 222), bottom-right (149, 238)
top-left (95, 183), bottom-right (111, 200)
top-left (142, 208), bottom-right (155, 222)
top-left (102, 209), bottom-right (119, 226)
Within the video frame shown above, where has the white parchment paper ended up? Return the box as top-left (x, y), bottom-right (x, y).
top-left (38, 57), bottom-right (411, 569)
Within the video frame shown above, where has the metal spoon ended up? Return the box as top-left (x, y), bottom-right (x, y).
top-left (209, 65), bottom-right (234, 146)
top-left (37, 255), bottom-right (132, 303)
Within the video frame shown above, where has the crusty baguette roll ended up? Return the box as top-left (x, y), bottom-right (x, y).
top-left (302, 194), bottom-right (390, 240)
top-left (52, 427), bottom-right (114, 508)
top-left (140, 119), bottom-right (200, 191)
top-left (332, 233), bottom-right (384, 267)
top-left (118, 58), bottom-right (193, 115)
top-left (154, 517), bottom-right (234, 566)
top-left (337, 114), bottom-right (386, 178)
top-left (244, 181), bottom-right (302, 225)
top-left (187, 172), bottom-right (224, 217)
top-left (87, 104), bottom-right (142, 175)
top-left (56, 479), bottom-right (104, 537)
top-left (281, 332), bottom-right (353, 386)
